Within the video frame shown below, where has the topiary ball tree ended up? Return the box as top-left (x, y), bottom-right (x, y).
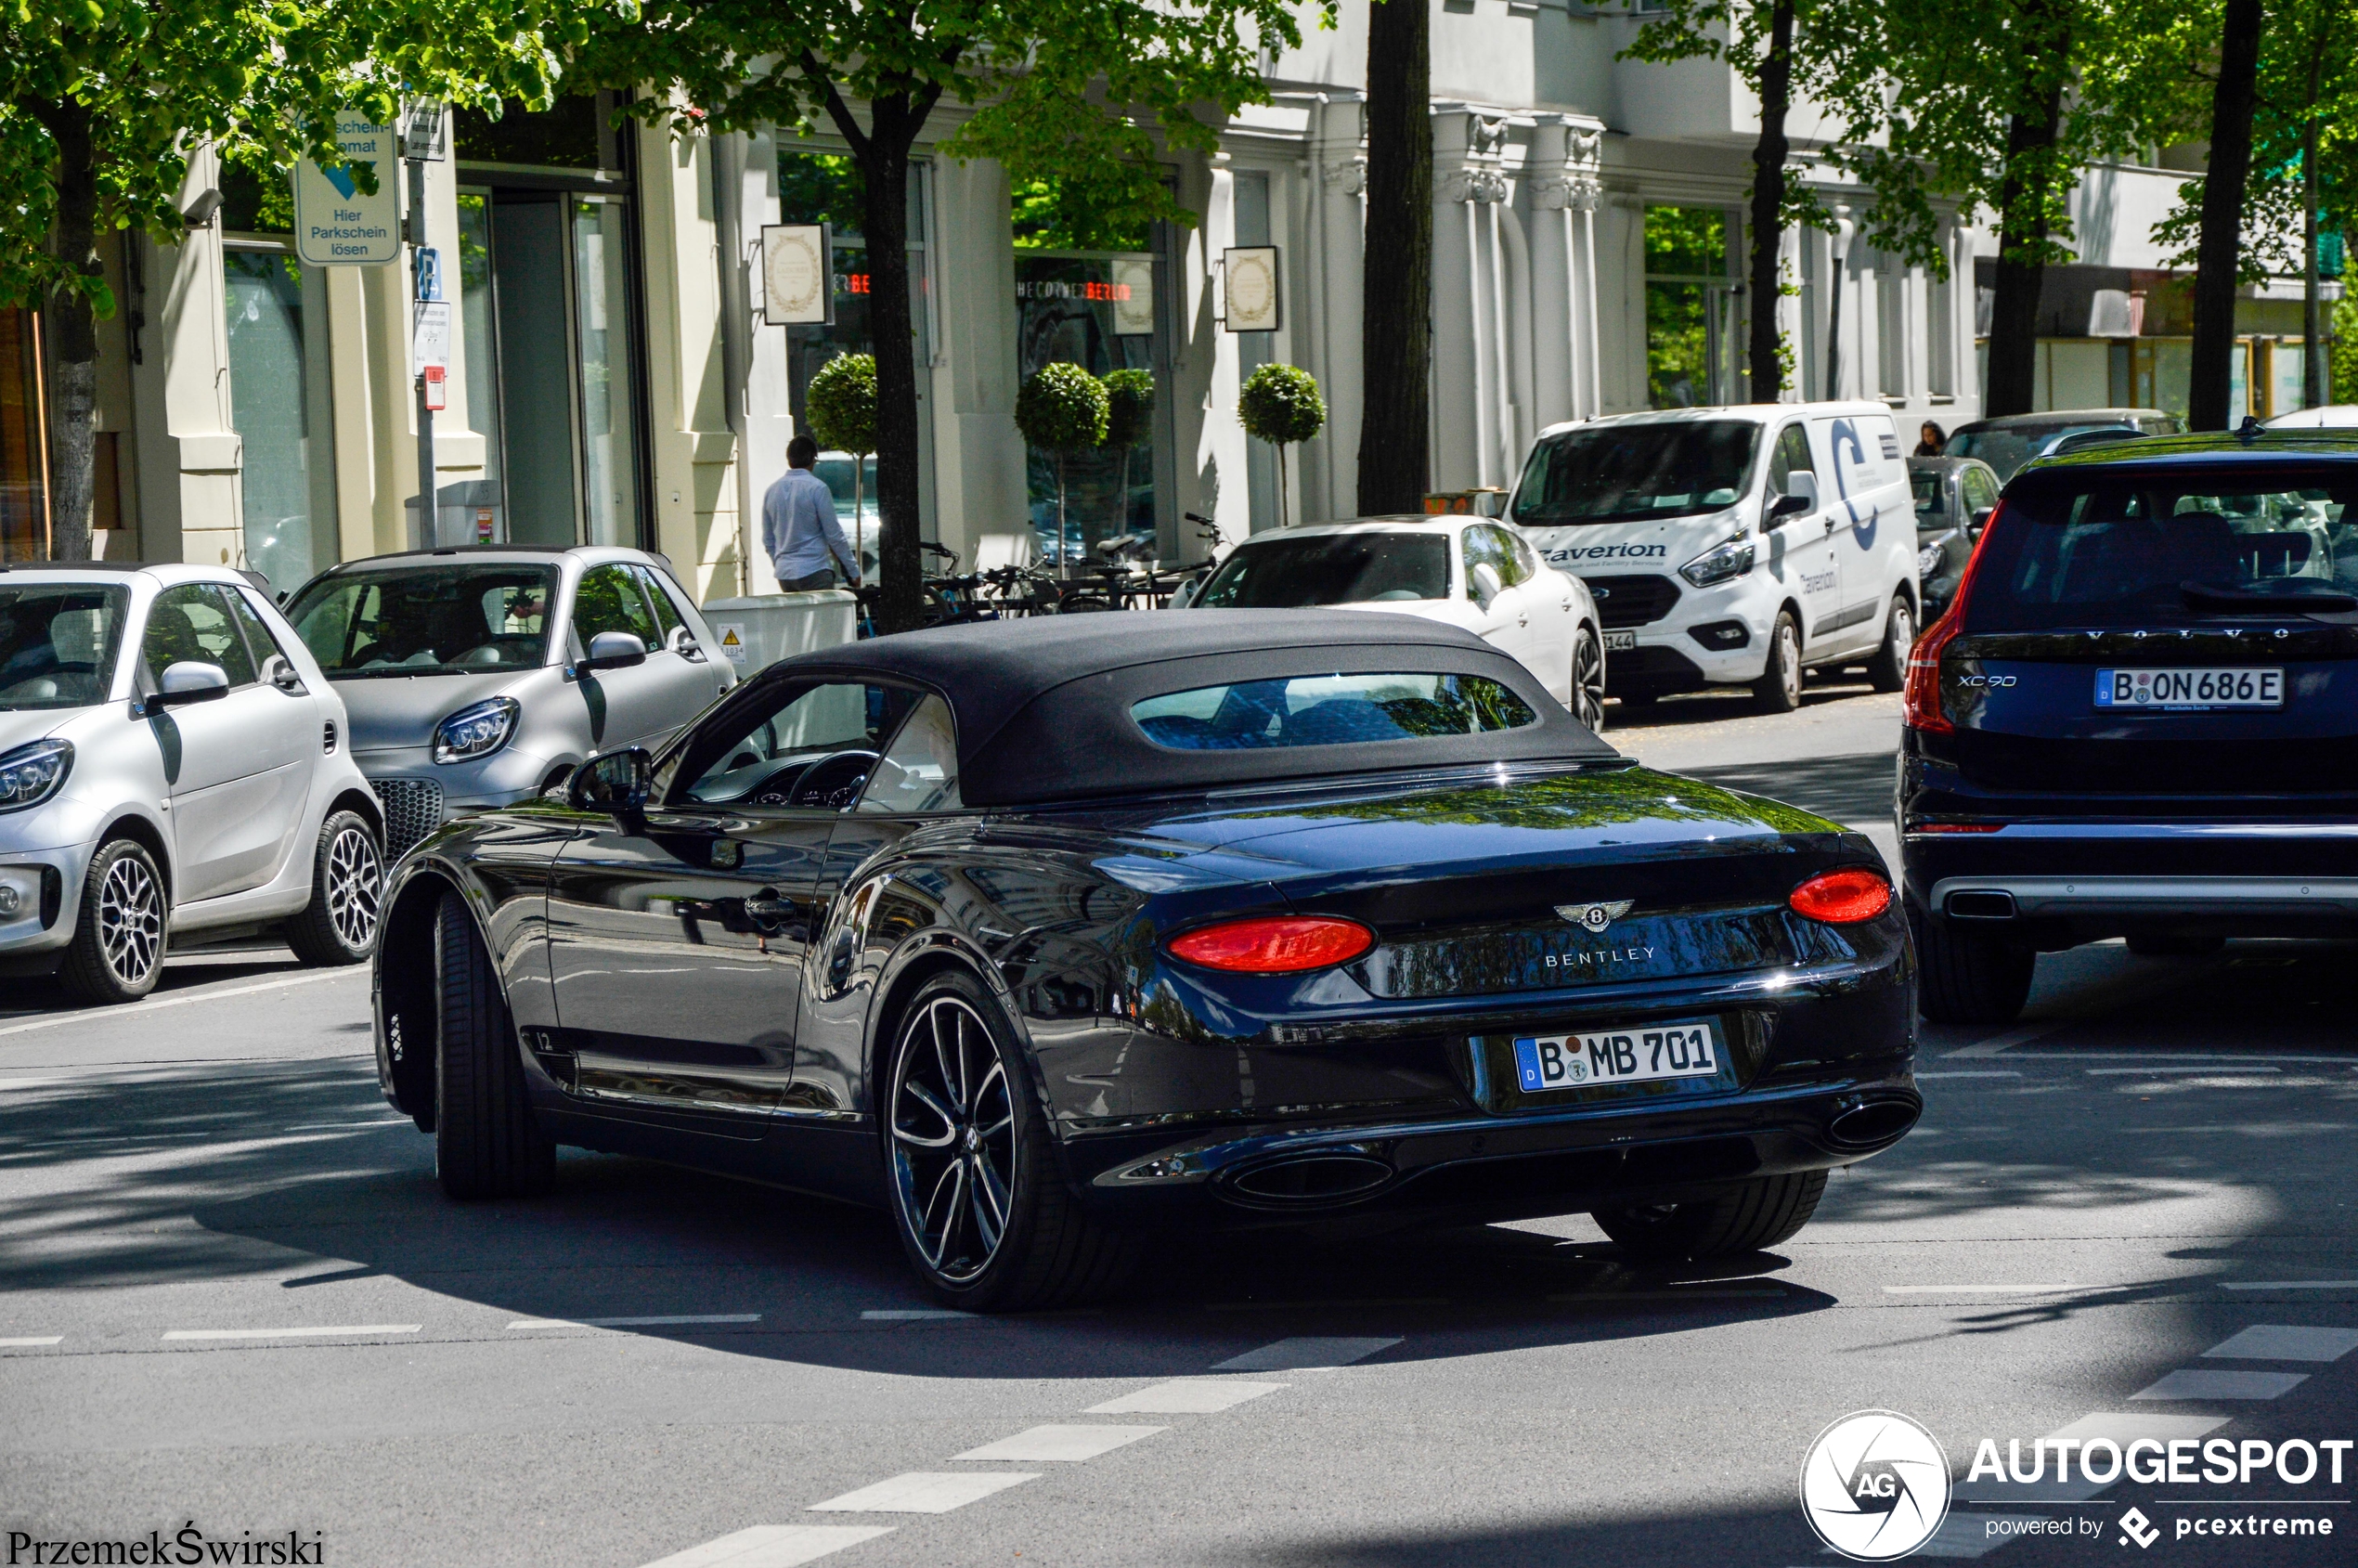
top-left (804, 353), bottom-right (878, 564)
top-left (1237, 363), bottom-right (1326, 530)
top-left (1016, 361), bottom-right (1109, 570)
top-left (1101, 369), bottom-right (1155, 543)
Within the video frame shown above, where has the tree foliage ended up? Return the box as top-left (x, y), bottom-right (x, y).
top-left (1017, 361), bottom-right (1108, 452)
top-left (1102, 369), bottom-right (1155, 451)
top-left (1238, 363), bottom-right (1325, 447)
top-left (805, 353), bottom-right (878, 456)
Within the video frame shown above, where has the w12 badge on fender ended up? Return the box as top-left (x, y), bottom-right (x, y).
top-left (1510, 1018), bottom-right (1720, 1092)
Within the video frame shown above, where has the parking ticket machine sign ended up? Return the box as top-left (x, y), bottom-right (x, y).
top-left (293, 117), bottom-right (399, 266)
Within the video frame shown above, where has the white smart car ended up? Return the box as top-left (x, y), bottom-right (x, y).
top-left (1183, 515), bottom-right (1607, 731)
top-left (0, 564), bottom-right (383, 1004)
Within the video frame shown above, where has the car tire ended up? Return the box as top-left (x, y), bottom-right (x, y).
top-left (1917, 914), bottom-right (2036, 1025)
top-left (1570, 624), bottom-right (1608, 732)
top-left (883, 969), bottom-right (1139, 1311)
top-left (58, 837), bottom-right (168, 1005)
top-left (1867, 593), bottom-right (1913, 693)
top-left (1753, 612), bottom-right (1803, 714)
top-left (433, 890), bottom-right (554, 1199)
top-left (1592, 1171), bottom-right (1829, 1262)
top-left (282, 810), bottom-right (384, 966)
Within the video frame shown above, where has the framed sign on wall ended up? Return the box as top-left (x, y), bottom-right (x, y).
top-left (1222, 246), bottom-right (1280, 333)
top-left (762, 224), bottom-right (834, 325)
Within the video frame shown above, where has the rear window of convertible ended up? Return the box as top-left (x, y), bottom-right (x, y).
top-left (1130, 672), bottom-right (1537, 750)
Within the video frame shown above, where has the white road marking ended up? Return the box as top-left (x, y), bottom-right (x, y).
top-left (0, 1078), bottom-right (65, 1090)
top-left (162, 1325), bottom-right (421, 1341)
top-left (634, 1525), bottom-right (894, 1568)
top-left (2041, 1413), bottom-right (2226, 1444)
top-left (0, 1336), bottom-right (62, 1346)
top-left (1915, 1071), bottom-right (2024, 1080)
top-left (2203, 1325), bottom-right (2358, 1362)
top-left (806, 1473), bottom-right (1035, 1514)
top-left (508, 1315), bottom-right (761, 1329)
top-left (2087, 1065), bottom-right (2282, 1076)
top-left (1946, 1023), bottom-right (2075, 1059)
top-left (2224, 1280), bottom-right (2358, 1290)
top-left (950, 1425), bottom-right (1164, 1462)
top-left (1210, 1336), bottom-right (1400, 1371)
top-left (2131, 1368), bottom-right (2308, 1401)
top-left (859, 1310), bottom-right (977, 1321)
top-left (1085, 1380), bottom-right (1287, 1414)
top-left (0, 968), bottom-right (358, 1038)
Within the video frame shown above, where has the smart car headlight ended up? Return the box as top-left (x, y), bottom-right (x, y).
top-left (1917, 532), bottom-right (1956, 578)
top-left (0, 739), bottom-right (71, 813)
top-left (433, 698), bottom-right (520, 765)
top-left (1678, 533), bottom-right (1756, 589)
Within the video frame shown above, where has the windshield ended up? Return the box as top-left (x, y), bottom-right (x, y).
top-left (1195, 535), bottom-right (1450, 607)
top-left (1948, 422), bottom-right (2125, 482)
top-left (814, 455), bottom-right (877, 517)
top-left (286, 565), bottom-right (559, 677)
top-left (0, 585), bottom-right (128, 710)
top-left (1964, 470), bottom-right (2358, 631)
top-left (1132, 672), bottom-right (1535, 749)
top-left (1510, 420), bottom-right (1759, 526)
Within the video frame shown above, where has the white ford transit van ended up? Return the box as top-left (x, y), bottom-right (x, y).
top-left (1507, 403), bottom-right (1918, 712)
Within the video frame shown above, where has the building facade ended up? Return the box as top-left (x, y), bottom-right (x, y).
top-left (5, 0), bottom-right (2340, 588)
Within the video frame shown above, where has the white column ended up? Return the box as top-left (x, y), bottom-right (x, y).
top-left (1526, 119), bottom-right (1576, 432)
top-left (1430, 106), bottom-right (1482, 493)
top-left (1310, 94), bottom-right (1366, 520)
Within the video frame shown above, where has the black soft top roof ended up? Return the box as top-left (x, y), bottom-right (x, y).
top-left (762, 609), bottom-right (1618, 807)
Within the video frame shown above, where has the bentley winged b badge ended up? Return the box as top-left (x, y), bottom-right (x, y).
top-left (1555, 900), bottom-right (1634, 933)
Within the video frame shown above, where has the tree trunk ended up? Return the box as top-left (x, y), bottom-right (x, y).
top-left (857, 96), bottom-right (927, 633)
top-left (1356, 0), bottom-right (1432, 514)
top-left (2190, 0), bottom-right (2265, 431)
top-left (1985, 79), bottom-right (2066, 419)
top-left (1746, 0), bottom-right (1796, 402)
top-left (2304, 122), bottom-right (2324, 410)
top-left (43, 97), bottom-right (100, 563)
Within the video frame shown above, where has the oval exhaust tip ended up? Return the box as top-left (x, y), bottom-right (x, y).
top-left (1827, 1098), bottom-right (1922, 1148)
top-left (1227, 1154), bottom-right (1394, 1202)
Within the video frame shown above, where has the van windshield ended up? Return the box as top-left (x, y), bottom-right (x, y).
top-left (1510, 421), bottom-right (1759, 526)
top-left (1963, 468), bottom-right (2358, 631)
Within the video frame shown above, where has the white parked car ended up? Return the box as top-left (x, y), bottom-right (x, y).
top-left (0, 564), bottom-right (384, 1004)
top-left (1509, 402), bottom-right (1918, 712)
top-left (1183, 515), bottom-right (1607, 730)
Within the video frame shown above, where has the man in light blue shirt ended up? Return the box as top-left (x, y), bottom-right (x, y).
top-left (763, 434), bottom-right (862, 590)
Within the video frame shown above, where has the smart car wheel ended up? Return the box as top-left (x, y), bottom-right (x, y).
top-left (283, 810), bottom-right (383, 965)
top-left (433, 891), bottom-right (554, 1199)
top-left (1571, 624), bottom-right (1608, 733)
top-left (1592, 1171), bottom-right (1828, 1262)
top-left (1867, 592), bottom-right (1913, 693)
top-left (884, 970), bottom-right (1137, 1311)
top-left (1753, 611), bottom-right (1803, 714)
top-left (59, 838), bottom-right (167, 1004)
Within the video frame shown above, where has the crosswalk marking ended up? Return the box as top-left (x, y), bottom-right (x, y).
top-left (2203, 1324), bottom-right (2358, 1362)
top-left (2130, 1367), bottom-right (2308, 1401)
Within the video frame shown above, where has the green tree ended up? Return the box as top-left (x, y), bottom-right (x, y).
top-left (1101, 368), bottom-right (1154, 541)
top-left (577, 0), bottom-right (1331, 634)
top-left (1237, 363), bottom-right (1324, 532)
top-left (0, 0), bottom-right (574, 561)
top-left (804, 352), bottom-right (876, 564)
top-left (1016, 361), bottom-right (1108, 568)
top-left (1358, 0), bottom-right (1430, 513)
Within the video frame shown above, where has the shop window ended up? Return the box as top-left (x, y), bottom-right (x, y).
top-left (454, 94), bottom-right (626, 174)
top-left (225, 250), bottom-right (331, 592)
top-left (0, 307), bottom-right (45, 561)
top-left (1645, 207), bottom-right (1737, 409)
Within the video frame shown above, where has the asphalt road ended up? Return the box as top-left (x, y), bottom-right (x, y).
top-left (5, 680), bottom-right (2354, 1568)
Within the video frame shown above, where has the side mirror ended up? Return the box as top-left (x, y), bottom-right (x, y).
top-left (149, 661), bottom-right (230, 709)
top-left (580, 630), bottom-right (648, 671)
top-left (1969, 506), bottom-right (1995, 534)
top-left (1770, 471), bottom-right (1820, 517)
top-left (1470, 562), bottom-right (1504, 608)
top-left (565, 749), bottom-right (653, 816)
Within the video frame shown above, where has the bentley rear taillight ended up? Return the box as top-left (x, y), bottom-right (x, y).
top-left (1167, 916), bottom-right (1376, 974)
top-left (1789, 868), bottom-right (1893, 925)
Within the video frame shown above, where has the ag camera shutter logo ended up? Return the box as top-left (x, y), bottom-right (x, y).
top-left (1800, 1410), bottom-right (1951, 1561)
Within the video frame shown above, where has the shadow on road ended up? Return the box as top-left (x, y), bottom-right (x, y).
top-left (1668, 751), bottom-right (1895, 822)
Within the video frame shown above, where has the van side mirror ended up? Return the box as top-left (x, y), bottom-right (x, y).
top-left (580, 631), bottom-right (648, 671)
top-left (566, 748), bottom-right (653, 816)
top-left (149, 661), bottom-right (230, 710)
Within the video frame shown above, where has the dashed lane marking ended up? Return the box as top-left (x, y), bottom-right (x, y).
top-left (806, 1473), bottom-right (1036, 1514)
top-left (2087, 1065), bottom-right (2283, 1076)
top-left (2202, 1325), bottom-right (2358, 1362)
top-left (0, 1336), bottom-right (62, 1346)
top-left (162, 1325), bottom-right (421, 1341)
top-left (1885, 1284), bottom-right (2083, 1294)
top-left (1085, 1380), bottom-right (1288, 1414)
top-left (281, 1121), bottom-right (409, 1132)
top-left (509, 1315), bottom-right (760, 1330)
top-left (2131, 1368), bottom-right (2309, 1401)
top-left (1209, 1336), bottom-right (1401, 1371)
top-left (635, 1525), bottom-right (894, 1568)
top-left (950, 1425), bottom-right (1164, 1462)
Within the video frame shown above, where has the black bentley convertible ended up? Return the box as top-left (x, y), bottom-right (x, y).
top-left (373, 611), bottom-right (1917, 1309)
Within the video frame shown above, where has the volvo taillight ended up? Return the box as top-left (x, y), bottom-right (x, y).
top-left (1904, 500), bottom-right (2004, 733)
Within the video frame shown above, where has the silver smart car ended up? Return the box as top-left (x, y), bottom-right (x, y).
top-left (281, 546), bottom-right (734, 859)
top-left (0, 563), bottom-right (384, 1004)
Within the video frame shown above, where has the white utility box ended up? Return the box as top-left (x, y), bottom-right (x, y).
top-left (700, 590), bottom-right (858, 674)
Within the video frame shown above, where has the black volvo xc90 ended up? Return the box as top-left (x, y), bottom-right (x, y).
top-left (1901, 430), bottom-right (2358, 1022)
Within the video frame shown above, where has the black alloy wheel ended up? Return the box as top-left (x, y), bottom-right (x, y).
top-left (1571, 624), bottom-right (1608, 732)
top-left (1753, 611), bottom-right (1803, 714)
top-left (1867, 592), bottom-right (1913, 693)
top-left (59, 837), bottom-right (167, 1004)
top-left (883, 970), bottom-right (1137, 1310)
top-left (284, 810), bottom-right (383, 965)
top-left (1592, 1170), bottom-right (1828, 1261)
